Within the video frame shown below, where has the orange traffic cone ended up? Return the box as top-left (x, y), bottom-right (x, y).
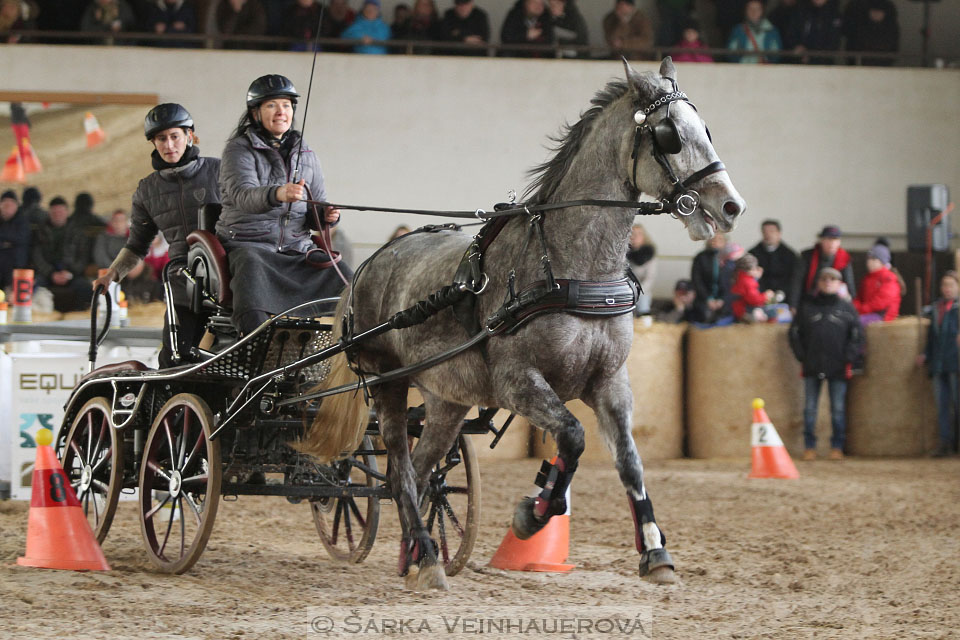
top-left (17, 428), bottom-right (111, 571)
top-left (21, 138), bottom-right (42, 174)
top-left (1, 146), bottom-right (25, 183)
top-left (748, 398), bottom-right (799, 479)
top-left (84, 112), bottom-right (106, 148)
top-left (489, 463), bottom-right (574, 573)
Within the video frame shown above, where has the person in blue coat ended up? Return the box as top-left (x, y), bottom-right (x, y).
top-left (917, 271), bottom-right (960, 457)
top-left (341, 0), bottom-right (392, 54)
top-left (0, 190), bottom-right (30, 291)
top-left (727, 0), bottom-right (782, 63)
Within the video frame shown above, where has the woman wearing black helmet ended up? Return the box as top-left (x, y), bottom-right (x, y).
top-left (93, 103), bottom-right (221, 367)
top-left (217, 74), bottom-right (349, 334)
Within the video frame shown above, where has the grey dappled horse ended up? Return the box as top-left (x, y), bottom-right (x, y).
top-left (306, 58), bottom-right (745, 590)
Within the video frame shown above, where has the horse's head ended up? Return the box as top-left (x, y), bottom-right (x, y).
top-left (623, 58), bottom-right (745, 240)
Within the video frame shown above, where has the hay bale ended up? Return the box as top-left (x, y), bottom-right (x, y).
top-left (847, 318), bottom-right (937, 456)
top-left (687, 323), bottom-right (804, 458)
top-left (530, 320), bottom-right (685, 461)
top-left (406, 388), bottom-right (531, 459)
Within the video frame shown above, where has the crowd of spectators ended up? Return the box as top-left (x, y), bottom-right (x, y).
top-left (0, 187), bottom-right (166, 313)
top-left (0, 0), bottom-right (902, 65)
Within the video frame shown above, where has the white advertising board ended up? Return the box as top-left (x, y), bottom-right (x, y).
top-left (1, 345), bottom-right (159, 500)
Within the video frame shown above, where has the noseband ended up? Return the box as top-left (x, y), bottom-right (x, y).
top-left (630, 86), bottom-right (726, 217)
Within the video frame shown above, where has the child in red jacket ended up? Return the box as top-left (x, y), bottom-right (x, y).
top-left (731, 253), bottom-right (774, 322)
top-left (853, 243), bottom-right (902, 325)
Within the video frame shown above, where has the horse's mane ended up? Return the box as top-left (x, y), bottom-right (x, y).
top-left (524, 80), bottom-right (633, 204)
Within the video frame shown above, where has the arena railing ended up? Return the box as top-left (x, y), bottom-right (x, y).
top-left (7, 29), bottom-right (917, 67)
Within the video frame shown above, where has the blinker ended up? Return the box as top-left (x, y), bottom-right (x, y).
top-left (653, 118), bottom-right (682, 155)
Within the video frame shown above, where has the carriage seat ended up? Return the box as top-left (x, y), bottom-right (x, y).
top-left (185, 203), bottom-right (232, 313)
top-left (78, 360), bottom-right (149, 384)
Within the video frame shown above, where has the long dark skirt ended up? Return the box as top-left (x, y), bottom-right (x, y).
top-left (225, 243), bottom-right (352, 334)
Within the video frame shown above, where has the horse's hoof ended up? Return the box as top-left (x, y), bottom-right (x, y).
top-left (511, 496), bottom-right (548, 540)
top-left (639, 548), bottom-right (676, 584)
top-left (404, 566), bottom-right (420, 590)
top-left (416, 564), bottom-right (449, 591)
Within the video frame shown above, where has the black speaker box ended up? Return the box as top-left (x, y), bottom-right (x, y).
top-left (906, 184), bottom-right (950, 252)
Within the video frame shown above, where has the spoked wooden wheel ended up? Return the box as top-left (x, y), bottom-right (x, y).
top-left (419, 434), bottom-right (480, 576)
top-left (60, 397), bottom-right (123, 543)
top-left (139, 393), bottom-right (221, 574)
top-left (310, 435), bottom-right (381, 563)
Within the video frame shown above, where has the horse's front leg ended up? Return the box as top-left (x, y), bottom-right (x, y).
top-left (376, 381), bottom-right (449, 591)
top-left (584, 365), bottom-right (677, 584)
top-left (496, 368), bottom-right (585, 540)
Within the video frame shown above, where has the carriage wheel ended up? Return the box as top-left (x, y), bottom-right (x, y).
top-left (60, 397), bottom-right (123, 544)
top-left (419, 434), bottom-right (480, 577)
top-left (138, 393), bottom-right (221, 574)
top-left (310, 435), bottom-right (381, 563)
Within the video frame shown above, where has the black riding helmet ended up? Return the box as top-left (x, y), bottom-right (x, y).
top-left (246, 74), bottom-right (300, 109)
top-left (144, 103), bottom-right (194, 140)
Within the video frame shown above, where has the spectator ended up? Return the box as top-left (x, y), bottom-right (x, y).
top-left (547, 0), bottom-right (587, 59)
top-left (0, 190), bottom-right (30, 291)
top-left (341, 0), bottom-right (391, 54)
top-left (0, 0), bottom-right (25, 42)
top-left (145, 0), bottom-right (198, 47)
top-left (31, 196), bottom-right (91, 312)
top-left (730, 253), bottom-right (774, 322)
top-left (852, 242), bottom-right (902, 324)
top-left (690, 233), bottom-right (729, 324)
top-left (748, 218), bottom-right (797, 303)
top-left (653, 278), bottom-right (697, 323)
top-left (768, 0), bottom-right (800, 50)
top-left (215, 0), bottom-right (266, 49)
top-left (391, 3), bottom-right (411, 39)
top-left (500, 0), bottom-right (553, 58)
top-left (672, 18), bottom-right (713, 62)
top-left (390, 225), bottom-right (411, 240)
top-left (789, 267), bottom-right (862, 461)
top-left (70, 192), bottom-right (107, 277)
top-left (392, 0), bottom-right (441, 52)
top-left (844, 0), bottom-right (898, 66)
top-left (917, 271), bottom-right (960, 457)
top-left (20, 186), bottom-right (46, 230)
top-left (791, 225), bottom-right (855, 310)
top-left (718, 241), bottom-right (744, 313)
top-left (727, 0), bottom-right (782, 64)
top-left (713, 0), bottom-right (746, 46)
top-left (627, 223), bottom-right (656, 316)
top-left (94, 208), bottom-right (159, 303)
top-left (655, 0), bottom-right (692, 48)
top-left (282, 0), bottom-right (326, 50)
top-left (785, 0), bottom-right (842, 65)
top-left (439, 0), bottom-right (490, 56)
top-left (143, 234), bottom-right (170, 284)
top-left (80, 0), bottom-right (137, 38)
top-left (318, 0), bottom-right (355, 49)
top-left (603, 0), bottom-right (653, 60)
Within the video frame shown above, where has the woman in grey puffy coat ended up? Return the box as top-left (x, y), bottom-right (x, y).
top-left (217, 74), bottom-right (350, 334)
top-left (93, 103), bottom-right (221, 367)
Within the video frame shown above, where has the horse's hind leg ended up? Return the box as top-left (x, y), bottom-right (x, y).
top-left (584, 365), bottom-right (677, 585)
top-left (410, 391), bottom-right (470, 499)
top-left (376, 381), bottom-right (449, 591)
top-left (496, 370), bottom-right (585, 540)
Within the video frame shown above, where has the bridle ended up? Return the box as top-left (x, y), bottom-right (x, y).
top-left (630, 85), bottom-right (727, 218)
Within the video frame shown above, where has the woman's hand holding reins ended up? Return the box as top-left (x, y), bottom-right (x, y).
top-left (276, 179), bottom-right (306, 203)
top-left (324, 207), bottom-right (340, 224)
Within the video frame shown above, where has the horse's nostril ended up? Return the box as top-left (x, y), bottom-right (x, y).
top-left (723, 200), bottom-right (741, 217)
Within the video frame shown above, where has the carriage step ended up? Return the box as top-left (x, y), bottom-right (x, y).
top-left (220, 483), bottom-right (391, 499)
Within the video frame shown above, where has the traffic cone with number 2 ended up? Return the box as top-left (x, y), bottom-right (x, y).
top-left (748, 398), bottom-right (799, 479)
top-left (17, 428), bottom-right (110, 571)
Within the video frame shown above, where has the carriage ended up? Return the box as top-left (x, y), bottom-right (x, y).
top-left (56, 59), bottom-right (744, 590)
top-left (56, 203), bottom-right (502, 575)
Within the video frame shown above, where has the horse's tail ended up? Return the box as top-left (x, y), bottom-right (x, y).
top-left (294, 289), bottom-right (369, 462)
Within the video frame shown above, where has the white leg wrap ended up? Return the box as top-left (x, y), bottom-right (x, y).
top-left (642, 522), bottom-right (663, 551)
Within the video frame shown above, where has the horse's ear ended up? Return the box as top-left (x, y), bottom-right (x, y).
top-left (621, 57), bottom-right (645, 93)
top-left (659, 56), bottom-right (677, 83)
